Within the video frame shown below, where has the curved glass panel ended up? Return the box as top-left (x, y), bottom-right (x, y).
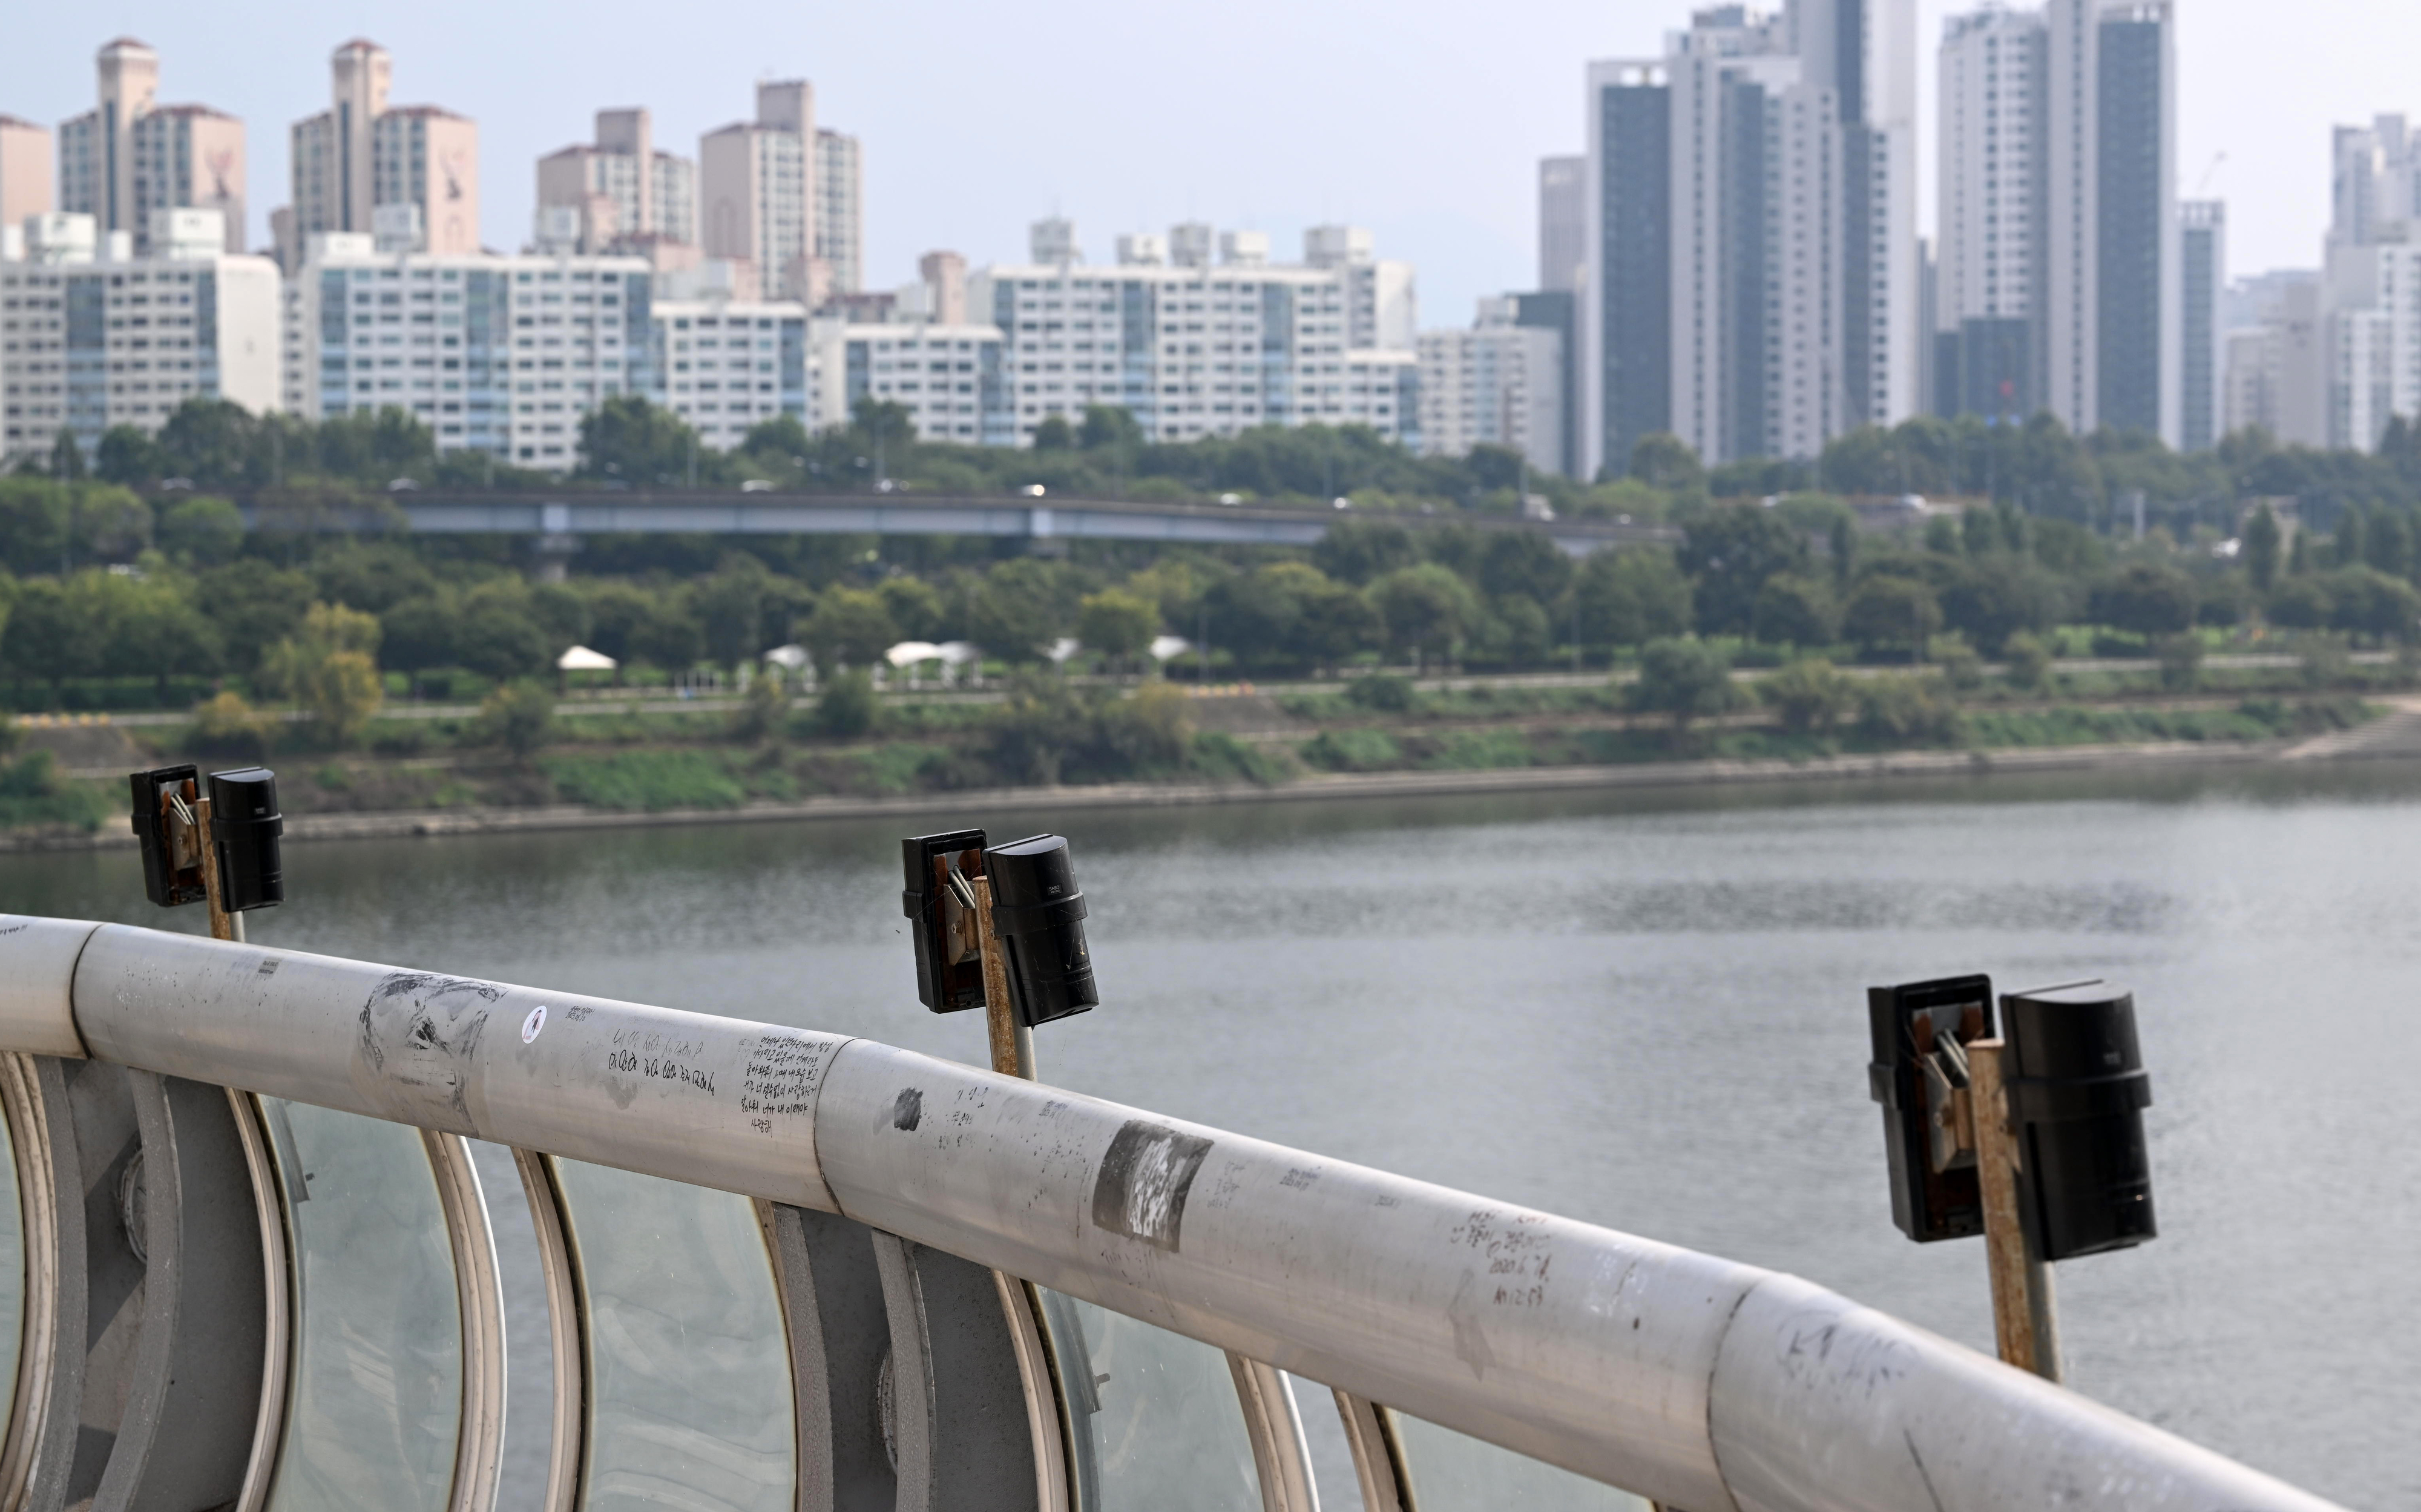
top-left (1387, 1408), bottom-right (1651, 1512)
top-left (1037, 1290), bottom-right (1261, 1512)
top-left (0, 1102), bottom-right (22, 1440)
top-left (552, 1160), bottom-right (792, 1512)
top-left (263, 1099), bottom-right (464, 1512)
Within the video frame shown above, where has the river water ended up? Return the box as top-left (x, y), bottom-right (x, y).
top-left (5, 766), bottom-right (2413, 1509)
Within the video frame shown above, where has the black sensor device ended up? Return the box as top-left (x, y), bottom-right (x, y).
top-left (129, 764), bottom-right (208, 908)
top-left (986, 833), bottom-right (1097, 1028)
top-left (902, 829), bottom-right (988, 1013)
top-left (206, 768), bottom-right (284, 913)
top-left (1868, 973), bottom-right (1996, 1243)
top-left (2001, 982), bottom-right (2157, 1261)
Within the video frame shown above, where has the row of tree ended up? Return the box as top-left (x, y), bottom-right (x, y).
top-left (27, 392), bottom-right (2421, 537)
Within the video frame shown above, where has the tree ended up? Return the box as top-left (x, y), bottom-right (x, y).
top-left (1080, 405), bottom-right (1146, 453)
top-left (2367, 508), bottom-right (2413, 579)
top-left (159, 496), bottom-right (245, 565)
top-left (2334, 507), bottom-right (2367, 570)
top-left (479, 681), bottom-right (556, 761)
top-left (1033, 416), bottom-right (1076, 451)
top-left (2327, 567), bottom-right (2421, 642)
top-left (1313, 520), bottom-right (1416, 585)
top-left (967, 560), bottom-right (1068, 662)
top-left (2089, 564), bottom-right (2197, 637)
top-left (2002, 631), bottom-right (2053, 689)
top-left (1680, 502), bottom-right (1812, 636)
top-left (1293, 574), bottom-right (1382, 669)
top-left (579, 394), bottom-right (703, 485)
top-left (693, 560), bottom-right (770, 666)
top-left (0, 480), bottom-right (69, 574)
top-left (453, 594), bottom-right (551, 681)
top-left (1077, 589), bottom-right (1157, 666)
top-left (802, 588), bottom-right (898, 669)
top-left (1751, 574), bottom-right (1838, 647)
top-left (70, 486), bottom-right (152, 562)
top-left (378, 597), bottom-right (456, 689)
top-left (261, 602), bottom-right (381, 721)
top-left (1629, 432), bottom-right (1704, 490)
top-left (48, 429), bottom-right (85, 482)
top-left (877, 577), bottom-right (945, 641)
top-left (1628, 636), bottom-right (1741, 734)
top-left (1841, 574), bottom-right (1943, 658)
top-left (194, 560), bottom-right (315, 674)
top-left (1204, 567), bottom-right (1306, 668)
top-left (812, 668), bottom-right (879, 737)
top-left (155, 399), bottom-right (268, 488)
top-left (1572, 547), bottom-right (1693, 646)
top-left (95, 426), bottom-right (164, 485)
top-left (1367, 564), bottom-right (1478, 665)
top-left (1939, 559), bottom-right (2062, 654)
top-left (1476, 531), bottom-right (1573, 603)
top-left (631, 600), bottom-right (704, 671)
top-left (1760, 658), bottom-right (1858, 734)
top-left (2243, 504), bottom-right (2282, 593)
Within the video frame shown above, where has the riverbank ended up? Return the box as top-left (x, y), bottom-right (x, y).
top-left (12, 714), bottom-right (2415, 853)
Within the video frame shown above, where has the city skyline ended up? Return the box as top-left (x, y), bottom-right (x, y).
top-left (4, 0), bottom-right (2416, 325)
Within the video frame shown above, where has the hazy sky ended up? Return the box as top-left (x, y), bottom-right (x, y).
top-left (2, 0), bottom-right (2410, 323)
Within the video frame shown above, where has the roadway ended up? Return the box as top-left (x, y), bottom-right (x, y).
top-left (238, 489), bottom-right (1681, 556)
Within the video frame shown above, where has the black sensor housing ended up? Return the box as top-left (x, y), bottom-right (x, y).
top-left (902, 829), bottom-right (988, 1013)
top-left (2002, 982), bottom-right (2157, 1261)
top-left (986, 833), bottom-right (1097, 1028)
top-left (1868, 973), bottom-right (1996, 1243)
top-left (128, 764), bottom-right (208, 908)
top-left (206, 768), bottom-right (284, 912)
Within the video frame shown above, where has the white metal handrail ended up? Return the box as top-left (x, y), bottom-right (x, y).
top-left (0, 916), bottom-right (2347, 1512)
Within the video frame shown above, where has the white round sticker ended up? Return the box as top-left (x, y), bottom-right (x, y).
top-left (521, 1005), bottom-right (547, 1044)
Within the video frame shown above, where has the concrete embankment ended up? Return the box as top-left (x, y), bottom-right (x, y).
top-left (12, 706), bottom-right (2421, 853)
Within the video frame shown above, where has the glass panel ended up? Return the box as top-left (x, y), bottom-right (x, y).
top-left (0, 1102), bottom-right (22, 1440)
top-left (1387, 1409), bottom-right (1651, 1512)
top-left (552, 1160), bottom-right (793, 1512)
top-left (1036, 1290), bottom-right (1261, 1512)
top-left (264, 1099), bottom-right (464, 1512)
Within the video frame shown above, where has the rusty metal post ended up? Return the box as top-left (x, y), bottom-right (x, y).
top-left (1968, 1038), bottom-right (2061, 1381)
top-left (971, 875), bottom-right (1031, 1080)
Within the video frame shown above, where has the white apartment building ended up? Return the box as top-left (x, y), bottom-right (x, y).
top-left (814, 130), bottom-right (862, 295)
top-left (1935, 5), bottom-right (2044, 419)
top-left (1666, 15), bottom-right (1847, 466)
top-left (970, 221), bottom-right (1420, 447)
top-left (281, 235), bottom-right (648, 467)
top-left (701, 82), bottom-right (813, 300)
top-left (0, 209), bottom-right (278, 465)
top-left (537, 108), bottom-right (698, 252)
top-left (648, 298), bottom-right (808, 450)
top-left (56, 40), bottom-right (246, 257)
top-left (1417, 297), bottom-right (1563, 475)
top-left (2322, 233), bottom-right (2421, 452)
top-left (285, 41), bottom-right (479, 263)
top-left (2221, 272), bottom-right (2325, 447)
top-left (810, 320), bottom-right (1011, 445)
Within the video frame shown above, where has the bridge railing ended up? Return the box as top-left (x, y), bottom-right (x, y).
top-left (0, 915), bottom-right (2345, 1512)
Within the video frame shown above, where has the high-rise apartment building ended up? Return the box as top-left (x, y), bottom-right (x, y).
top-left (55, 40), bottom-right (246, 255)
top-left (281, 236), bottom-right (649, 465)
top-left (537, 108), bottom-right (698, 252)
top-left (812, 320), bottom-right (1011, 444)
top-left (2178, 200), bottom-right (2223, 452)
top-left (2221, 271), bottom-right (2324, 447)
top-left (0, 118), bottom-right (52, 235)
top-left (2330, 116), bottom-right (2421, 252)
top-left (1663, 7), bottom-right (1845, 467)
top-left (1579, 59), bottom-right (1669, 480)
top-left (1799, 0), bottom-right (1922, 433)
top-left (1, 208), bottom-right (278, 465)
top-left (650, 298), bottom-right (810, 449)
top-left (285, 41), bottom-right (479, 265)
top-left (1575, 0), bottom-right (1919, 478)
top-left (1417, 297), bottom-right (1563, 477)
top-left (1934, 5), bottom-right (2046, 421)
top-left (971, 220), bottom-right (1419, 447)
top-left (1931, 1), bottom-right (2175, 444)
top-left (1537, 156), bottom-right (1585, 295)
top-left (815, 128), bottom-right (862, 295)
top-left (701, 82), bottom-right (816, 301)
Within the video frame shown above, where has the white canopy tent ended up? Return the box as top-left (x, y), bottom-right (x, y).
top-left (556, 645), bottom-right (617, 672)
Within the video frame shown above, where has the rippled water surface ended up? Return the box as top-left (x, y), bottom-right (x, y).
top-left (7, 765), bottom-right (2414, 1508)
